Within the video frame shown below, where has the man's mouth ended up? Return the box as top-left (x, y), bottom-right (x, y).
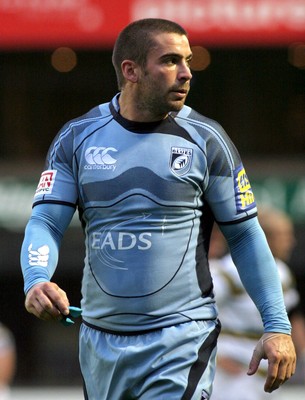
top-left (171, 88), bottom-right (188, 98)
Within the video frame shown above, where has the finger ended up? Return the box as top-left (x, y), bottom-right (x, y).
top-left (260, 332), bottom-right (296, 392)
top-left (25, 296), bottom-right (44, 317)
top-left (50, 286), bottom-right (70, 315)
top-left (39, 283), bottom-right (70, 315)
top-left (37, 294), bottom-right (63, 320)
top-left (25, 283), bottom-right (69, 320)
top-left (264, 362), bottom-right (279, 393)
top-left (289, 351), bottom-right (297, 377)
top-left (284, 358), bottom-right (294, 380)
top-left (247, 355), bottom-right (260, 375)
top-left (265, 349), bottom-right (296, 392)
top-left (264, 359), bottom-right (291, 393)
top-left (25, 295), bottom-right (60, 321)
top-left (247, 345), bottom-right (263, 376)
top-left (265, 375), bottom-right (287, 393)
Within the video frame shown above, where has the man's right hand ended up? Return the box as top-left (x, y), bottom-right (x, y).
top-left (25, 282), bottom-right (70, 322)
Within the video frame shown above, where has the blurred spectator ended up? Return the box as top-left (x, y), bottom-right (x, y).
top-left (0, 323), bottom-right (16, 400)
top-left (210, 206), bottom-right (305, 400)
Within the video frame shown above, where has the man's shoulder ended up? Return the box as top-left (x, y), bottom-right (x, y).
top-left (61, 101), bottom-right (112, 134)
top-left (47, 101), bottom-right (113, 155)
top-left (173, 105), bottom-right (226, 136)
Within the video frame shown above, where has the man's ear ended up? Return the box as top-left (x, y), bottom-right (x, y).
top-left (121, 60), bottom-right (139, 83)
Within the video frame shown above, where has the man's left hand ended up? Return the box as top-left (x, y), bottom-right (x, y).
top-left (247, 332), bottom-right (296, 393)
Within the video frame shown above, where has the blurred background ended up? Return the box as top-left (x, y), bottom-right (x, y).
top-left (0, 0), bottom-right (304, 398)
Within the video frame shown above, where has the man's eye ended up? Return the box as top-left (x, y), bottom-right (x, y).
top-left (164, 58), bottom-right (177, 65)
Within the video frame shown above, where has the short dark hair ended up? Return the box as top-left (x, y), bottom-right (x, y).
top-left (112, 18), bottom-right (188, 89)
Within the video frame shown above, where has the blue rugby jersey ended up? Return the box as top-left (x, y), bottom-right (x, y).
top-left (27, 94), bottom-right (258, 332)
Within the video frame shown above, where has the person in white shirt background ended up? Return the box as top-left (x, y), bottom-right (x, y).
top-left (0, 323), bottom-right (16, 400)
top-left (210, 206), bottom-right (305, 400)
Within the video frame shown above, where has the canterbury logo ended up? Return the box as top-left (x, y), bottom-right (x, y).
top-left (85, 146), bottom-right (118, 165)
top-left (28, 244), bottom-right (50, 267)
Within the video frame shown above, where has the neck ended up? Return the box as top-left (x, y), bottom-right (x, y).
top-left (118, 89), bottom-right (168, 122)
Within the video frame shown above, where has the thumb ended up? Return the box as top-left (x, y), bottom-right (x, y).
top-left (247, 333), bottom-right (281, 376)
top-left (247, 352), bottom-right (261, 375)
top-left (247, 335), bottom-right (265, 376)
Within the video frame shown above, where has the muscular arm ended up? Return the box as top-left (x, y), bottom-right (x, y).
top-left (220, 217), bottom-right (290, 333)
top-left (220, 217), bottom-right (296, 392)
top-left (20, 203), bottom-right (75, 320)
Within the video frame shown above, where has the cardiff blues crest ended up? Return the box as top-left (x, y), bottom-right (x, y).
top-left (170, 147), bottom-right (193, 176)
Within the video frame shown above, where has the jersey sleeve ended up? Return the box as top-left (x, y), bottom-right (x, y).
top-left (33, 123), bottom-right (78, 208)
top-left (20, 203), bottom-right (75, 294)
top-left (204, 124), bottom-right (291, 333)
top-left (220, 217), bottom-right (292, 334)
top-left (203, 119), bottom-right (257, 224)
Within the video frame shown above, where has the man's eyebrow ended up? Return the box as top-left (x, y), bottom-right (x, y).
top-left (160, 52), bottom-right (193, 60)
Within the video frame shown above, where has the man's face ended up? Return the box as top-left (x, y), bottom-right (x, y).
top-left (267, 218), bottom-right (296, 262)
top-left (135, 32), bottom-right (193, 119)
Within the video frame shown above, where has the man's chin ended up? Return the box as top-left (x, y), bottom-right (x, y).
top-left (168, 99), bottom-right (186, 112)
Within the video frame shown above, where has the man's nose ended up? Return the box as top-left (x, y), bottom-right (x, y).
top-left (179, 61), bottom-right (192, 80)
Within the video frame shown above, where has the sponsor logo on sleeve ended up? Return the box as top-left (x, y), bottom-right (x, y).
top-left (34, 170), bottom-right (57, 197)
top-left (170, 147), bottom-right (193, 176)
top-left (28, 244), bottom-right (50, 267)
top-left (234, 163), bottom-right (256, 213)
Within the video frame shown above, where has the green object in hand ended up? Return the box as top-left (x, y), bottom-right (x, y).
top-left (60, 306), bottom-right (82, 326)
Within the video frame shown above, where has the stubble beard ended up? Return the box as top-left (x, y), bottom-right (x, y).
top-left (137, 90), bottom-right (186, 120)
top-left (137, 71), bottom-right (188, 119)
